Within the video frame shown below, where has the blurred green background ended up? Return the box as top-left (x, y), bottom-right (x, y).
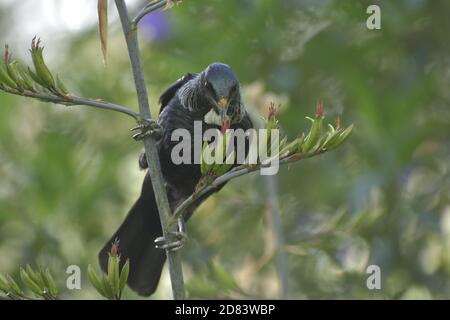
top-left (0, 0), bottom-right (449, 299)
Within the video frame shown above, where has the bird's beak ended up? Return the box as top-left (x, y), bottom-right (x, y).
top-left (217, 96), bottom-right (229, 110)
top-left (217, 97), bottom-right (231, 131)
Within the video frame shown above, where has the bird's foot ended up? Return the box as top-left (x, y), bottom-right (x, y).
top-left (130, 119), bottom-right (162, 141)
top-left (154, 219), bottom-right (187, 251)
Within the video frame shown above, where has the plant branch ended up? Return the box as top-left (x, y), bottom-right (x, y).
top-left (0, 87), bottom-right (140, 120)
top-left (115, 0), bottom-right (185, 300)
top-left (169, 151), bottom-right (324, 227)
top-left (132, 0), bottom-right (168, 28)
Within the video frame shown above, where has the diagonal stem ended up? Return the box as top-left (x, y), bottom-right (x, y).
top-left (0, 88), bottom-right (140, 120)
top-left (169, 151), bottom-right (325, 227)
top-left (114, 0), bottom-right (185, 300)
top-left (132, 0), bottom-right (168, 28)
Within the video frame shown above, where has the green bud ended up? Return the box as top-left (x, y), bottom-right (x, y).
top-left (321, 131), bottom-right (340, 151)
top-left (55, 75), bottom-right (68, 94)
top-left (16, 64), bottom-right (35, 91)
top-left (43, 268), bottom-right (58, 297)
top-left (297, 133), bottom-right (305, 151)
top-left (280, 139), bottom-right (296, 156)
top-left (213, 131), bottom-right (235, 176)
top-left (0, 62), bottom-right (17, 88)
top-left (279, 136), bottom-right (287, 150)
top-left (30, 37), bottom-right (55, 88)
top-left (102, 276), bottom-right (115, 300)
top-left (214, 150), bottom-right (235, 176)
top-left (107, 255), bottom-right (120, 293)
top-left (88, 265), bottom-right (106, 298)
top-left (6, 61), bottom-right (23, 88)
top-left (0, 274), bottom-right (9, 291)
top-left (325, 124), bottom-right (354, 149)
top-left (119, 259), bottom-right (130, 292)
top-left (302, 115), bottom-right (323, 153)
top-left (280, 134), bottom-right (304, 157)
top-left (27, 67), bottom-right (48, 88)
top-left (20, 268), bottom-right (43, 297)
top-left (25, 265), bottom-right (45, 289)
top-left (6, 274), bottom-right (23, 296)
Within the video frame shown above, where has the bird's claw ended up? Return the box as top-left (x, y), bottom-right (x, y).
top-left (154, 219), bottom-right (187, 251)
top-left (131, 119), bottom-right (162, 141)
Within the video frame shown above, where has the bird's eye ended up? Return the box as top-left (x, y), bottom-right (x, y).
top-left (204, 81), bottom-right (213, 91)
top-left (230, 84), bottom-right (239, 95)
top-left (204, 81), bottom-right (217, 98)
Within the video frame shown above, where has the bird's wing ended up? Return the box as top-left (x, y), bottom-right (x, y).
top-left (159, 72), bottom-right (198, 113)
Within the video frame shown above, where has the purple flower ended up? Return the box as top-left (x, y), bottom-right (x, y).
top-left (140, 11), bottom-right (171, 42)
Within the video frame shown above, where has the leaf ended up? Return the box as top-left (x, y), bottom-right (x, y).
top-left (324, 124), bottom-right (354, 150)
top-left (107, 255), bottom-right (120, 293)
top-left (42, 268), bottom-right (58, 297)
top-left (25, 265), bottom-right (45, 289)
top-left (98, 0), bottom-right (108, 66)
top-left (302, 115), bottom-right (323, 153)
top-left (87, 265), bottom-right (106, 298)
top-left (6, 274), bottom-right (23, 296)
top-left (119, 259), bottom-right (130, 293)
top-left (0, 61), bottom-right (17, 88)
top-left (0, 274), bottom-right (10, 291)
top-left (30, 38), bottom-right (55, 88)
top-left (101, 276), bottom-right (116, 300)
top-left (55, 75), bottom-right (68, 94)
top-left (20, 268), bottom-right (43, 297)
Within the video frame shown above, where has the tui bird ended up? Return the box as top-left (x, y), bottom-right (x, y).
top-left (98, 63), bottom-right (254, 296)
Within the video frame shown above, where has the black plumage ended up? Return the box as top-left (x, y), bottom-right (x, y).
top-left (98, 63), bottom-right (253, 296)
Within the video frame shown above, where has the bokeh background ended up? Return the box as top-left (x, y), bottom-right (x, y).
top-left (0, 0), bottom-right (449, 299)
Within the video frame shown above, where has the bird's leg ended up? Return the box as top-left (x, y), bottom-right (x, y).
top-left (130, 118), bottom-right (162, 141)
top-left (154, 218), bottom-right (187, 251)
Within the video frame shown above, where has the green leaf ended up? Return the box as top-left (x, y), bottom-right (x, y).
top-left (20, 268), bottom-right (43, 297)
top-left (42, 268), bottom-right (58, 297)
top-left (27, 66), bottom-right (48, 88)
top-left (324, 124), bottom-right (354, 149)
top-left (55, 75), bottom-right (69, 94)
top-left (0, 274), bottom-right (10, 292)
top-left (88, 265), bottom-right (106, 298)
top-left (119, 259), bottom-right (130, 292)
top-left (30, 38), bottom-right (55, 88)
top-left (26, 265), bottom-right (45, 289)
top-left (107, 255), bottom-right (120, 293)
top-left (6, 61), bottom-right (23, 87)
top-left (302, 115), bottom-right (323, 153)
top-left (101, 276), bottom-right (116, 300)
top-left (0, 62), bottom-right (17, 88)
top-left (6, 275), bottom-right (23, 296)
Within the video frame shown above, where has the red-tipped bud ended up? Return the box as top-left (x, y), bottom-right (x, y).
top-left (315, 99), bottom-right (324, 118)
top-left (268, 102), bottom-right (279, 120)
top-left (335, 116), bottom-right (341, 130)
top-left (4, 45), bottom-right (10, 64)
top-left (110, 238), bottom-right (120, 257)
top-left (221, 117), bottom-right (231, 133)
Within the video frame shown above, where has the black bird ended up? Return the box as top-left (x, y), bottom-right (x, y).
top-left (99, 63), bottom-right (253, 296)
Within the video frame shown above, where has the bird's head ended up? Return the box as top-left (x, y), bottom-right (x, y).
top-left (199, 63), bottom-right (243, 128)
